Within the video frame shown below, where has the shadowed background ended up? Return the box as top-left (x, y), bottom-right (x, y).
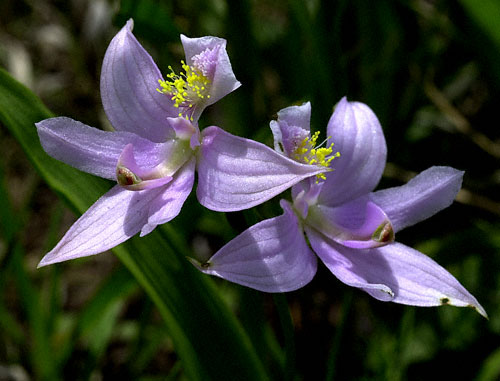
top-left (1, 0), bottom-right (499, 380)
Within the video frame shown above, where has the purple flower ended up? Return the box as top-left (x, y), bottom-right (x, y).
top-left (36, 20), bottom-right (324, 266)
top-left (195, 98), bottom-right (487, 317)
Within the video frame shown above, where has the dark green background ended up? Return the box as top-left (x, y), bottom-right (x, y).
top-left (0, 0), bottom-right (499, 380)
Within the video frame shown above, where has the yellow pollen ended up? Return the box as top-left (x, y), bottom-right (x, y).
top-left (292, 131), bottom-right (340, 181)
top-left (157, 60), bottom-right (211, 120)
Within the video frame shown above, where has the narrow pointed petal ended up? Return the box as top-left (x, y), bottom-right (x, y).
top-left (370, 166), bottom-right (464, 232)
top-left (140, 158), bottom-right (196, 236)
top-left (306, 228), bottom-right (487, 317)
top-left (319, 97), bottom-right (387, 206)
top-left (306, 197), bottom-right (394, 249)
top-left (36, 117), bottom-right (171, 180)
top-left (196, 126), bottom-right (326, 211)
top-left (194, 201), bottom-right (317, 292)
top-left (101, 19), bottom-right (175, 142)
top-left (181, 35), bottom-right (241, 106)
top-left (38, 185), bottom-right (164, 266)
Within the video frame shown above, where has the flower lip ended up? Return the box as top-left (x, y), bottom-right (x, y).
top-left (270, 102), bottom-right (340, 182)
top-left (180, 34), bottom-right (241, 109)
top-left (290, 130), bottom-right (340, 180)
top-left (156, 35), bottom-right (241, 123)
top-left (157, 61), bottom-right (211, 120)
top-left (191, 45), bottom-right (220, 78)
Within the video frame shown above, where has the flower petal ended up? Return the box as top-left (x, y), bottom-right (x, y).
top-left (140, 157), bottom-right (196, 236)
top-left (193, 200), bottom-right (317, 292)
top-left (319, 97), bottom-right (387, 206)
top-left (100, 19), bottom-right (175, 142)
top-left (181, 35), bottom-right (241, 106)
top-left (38, 185), bottom-right (164, 266)
top-left (36, 117), bottom-right (170, 180)
top-left (306, 196), bottom-right (394, 249)
top-left (306, 228), bottom-right (487, 317)
top-left (196, 126), bottom-right (326, 211)
top-left (370, 166), bottom-right (464, 232)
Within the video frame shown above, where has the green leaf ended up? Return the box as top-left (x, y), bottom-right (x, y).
top-left (0, 68), bottom-right (268, 380)
top-left (54, 266), bottom-right (139, 378)
top-left (9, 244), bottom-right (59, 380)
top-left (459, 0), bottom-right (500, 49)
top-left (477, 346), bottom-right (500, 381)
top-left (459, 0), bottom-right (500, 87)
top-left (0, 147), bottom-right (58, 380)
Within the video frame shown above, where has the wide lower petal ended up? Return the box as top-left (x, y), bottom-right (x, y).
top-left (140, 157), bottom-right (196, 236)
top-left (36, 117), bottom-right (174, 180)
top-left (38, 185), bottom-right (164, 266)
top-left (101, 19), bottom-right (175, 142)
top-left (306, 228), bottom-right (486, 317)
top-left (370, 166), bottom-right (464, 232)
top-left (319, 97), bottom-right (387, 206)
top-left (196, 126), bottom-right (325, 211)
top-left (194, 201), bottom-right (317, 292)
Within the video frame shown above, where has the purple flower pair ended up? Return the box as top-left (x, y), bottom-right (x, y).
top-left (37, 20), bottom-right (485, 316)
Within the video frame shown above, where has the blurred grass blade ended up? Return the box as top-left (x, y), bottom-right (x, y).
top-left (477, 346), bottom-right (500, 381)
top-left (9, 244), bottom-right (59, 380)
top-left (459, 0), bottom-right (500, 48)
top-left (55, 266), bottom-right (139, 377)
top-left (326, 290), bottom-right (352, 381)
top-left (0, 68), bottom-right (268, 380)
top-left (75, 266), bottom-right (137, 347)
top-left (459, 0), bottom-right (500, 87)
top-left (0, 301), bottom-right (25, 344)
top-left (273, 294), bottom-right (296, 381)
top-left (0, 153), bottom-right (58, 379)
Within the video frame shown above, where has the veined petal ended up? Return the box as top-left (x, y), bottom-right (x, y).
top-left (140, 157), bottom-right (196, 236)
top-left (36, 117), bottom-right (171, 180)
top-left (196, 126), bottom-right (326, 211)
top-left (38, 185), bottom-right (165, 266)
top-left (306, 228), bottom-right (487, 317)
top-left (306, 196), bottom-right (394, 249)
top-left (101, 19), bottom-right (175, 142)
top-left (370, 166), bottom-right (464, 232)
top-left (181, 35), bottom-right (241, 106)
top-left (319, 97), bottom-right (387, 206)
top-left (193, 200), bottom-right (317, 292)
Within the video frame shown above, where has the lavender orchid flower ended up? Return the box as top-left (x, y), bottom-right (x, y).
top-left (195, 98), bottom-right (487, 317)
top-left (36, 20), bottom-right (324, 266)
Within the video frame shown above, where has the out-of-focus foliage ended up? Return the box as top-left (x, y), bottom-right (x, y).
top-left (1, 0), bottom-right (500, 380)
